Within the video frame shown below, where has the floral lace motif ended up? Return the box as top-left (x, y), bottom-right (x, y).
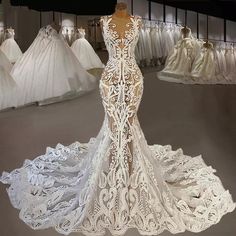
top-left (1, 15), bottom-right (235, 236)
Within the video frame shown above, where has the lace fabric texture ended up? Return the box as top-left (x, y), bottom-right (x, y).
top-left (1, 15), bottom-right (235, 236)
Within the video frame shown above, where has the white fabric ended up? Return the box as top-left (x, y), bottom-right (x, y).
top-left (0, 47), bottom-right (16, 110)
top-left (0, 48), bottom-right (13, 73)
top-left (0, 65), bottom-right (16, 110)
top-left (158, 27), bottom-right (236, 84)
top-left (0, 15), bottom-right (235, 236)
top-left (71, 29), bottom-right (104, 70)
top-left (0, 28), bottom-right (22, 63)
top-left (1, 38), bottom-right (22, 63)
top-left (135, 22), bottom-right (181, 67)
top-left (11, 25), bottom-right (96, 107)
top-left (158, 30), bottom-right (199, 82)
top-left (191, 42), bottom-right (216, 81)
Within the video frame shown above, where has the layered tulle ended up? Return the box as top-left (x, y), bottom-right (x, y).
top-left (11, 25), bottom-right (97, 107)
top-left (71, 38), bottom-right (104, 70)
top-left (1, 38), bottom-right (23, 63)
top-left (0, 49), bottom-right (15, 110)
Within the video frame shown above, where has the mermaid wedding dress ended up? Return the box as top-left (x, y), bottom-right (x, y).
top-left (0, 15), bottom-right (235, 236)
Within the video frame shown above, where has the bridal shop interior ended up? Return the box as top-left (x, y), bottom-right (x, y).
top-left (0, 0), bottom-right (236, 236)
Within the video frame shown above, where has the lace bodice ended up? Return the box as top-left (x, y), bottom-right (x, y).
top-left (38, 25), bottom-right (61, 40)
top-left (101, 15), bottom-right (142, 61)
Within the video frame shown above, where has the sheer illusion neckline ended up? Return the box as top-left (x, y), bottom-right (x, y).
top-left (108, 15), bottom-right (134, 40)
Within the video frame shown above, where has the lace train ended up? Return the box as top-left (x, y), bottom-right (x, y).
top-left (1, 119), bottom-right (235, 235)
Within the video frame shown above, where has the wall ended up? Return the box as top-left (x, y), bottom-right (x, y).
top-left (132, 0), bottom-right (236, 43)
top-left (1, 0), bottom-right (103, 51)
top-left (1, 0), bottom-right (236, 51)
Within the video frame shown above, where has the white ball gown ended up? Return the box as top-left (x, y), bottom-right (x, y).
top-left (157, 28), bottom-right (200, 83)
top-left (71, 28), bottom-right (104, 70)
top-left (11, 25), bottom-right (96, 107)
top-left (190, 41), bottom-right (216, 83)
top-left (0, 28), bottom-right (22, 64)
top-left (0, 15), bottom-right (235, 236)
top-left (0, 48), bottom-right (16, 110)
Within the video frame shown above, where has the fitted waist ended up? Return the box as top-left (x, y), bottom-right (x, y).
top-left (108, 56), bottom-right (137, 63)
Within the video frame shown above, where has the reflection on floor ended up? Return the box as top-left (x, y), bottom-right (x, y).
top-left (0, 69), bottom-right (235, 236)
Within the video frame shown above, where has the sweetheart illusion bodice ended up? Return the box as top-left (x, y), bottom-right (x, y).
top-left (101, 15), bottom-right (142, 62)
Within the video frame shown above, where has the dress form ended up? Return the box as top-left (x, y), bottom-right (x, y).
top-left (50, 21), bottom-right (61, 33)
top-left (181, 25), bottom-right (191, 38)
top-left (111, 3), bottom-right (132, 39)
top-left (203, 40), bottom-right (213, 49)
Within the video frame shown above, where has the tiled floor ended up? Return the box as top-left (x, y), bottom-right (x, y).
top-left (0, 69), bottom-right (235, 236)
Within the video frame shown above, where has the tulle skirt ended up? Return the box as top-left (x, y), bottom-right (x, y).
top-left (1, 38), bottom-right (23, 63)
top-left (71, 38), bottom-right (104, 70)
top-left (12, 37), bottom-right (97, 107)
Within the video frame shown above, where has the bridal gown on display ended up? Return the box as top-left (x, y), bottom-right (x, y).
top-left (158, 29), bottom-right (199, 83)
top-left (11, 25), bottom-right (96, 107)
top-left (71, 28), bottom-right (104, 71)
top-left (225, 46), bottom-right (236, 82)
top-left (190, 42), bottom-right (216, 83)
top-left (214, 45), bottom-right (226, 82)
top-left (0, 48), bottom-right (16, 110)
top-left (0, 28), bottom-right (22, 63)
top-left (0, 15), bottom-right (235, 236)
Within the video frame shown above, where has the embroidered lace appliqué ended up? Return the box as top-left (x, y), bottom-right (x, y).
top-left (1, 15), bottom-right (235, 236)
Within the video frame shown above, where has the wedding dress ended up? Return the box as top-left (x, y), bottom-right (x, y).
top-left (191, 42), bottom-right (216, 83)
top-left (1, 15), bottom-right (235, 236)
top-left (71, 28), bottom-right (104, 70)
top-left (11, 25), bottom-right (96, 107)
top-left (0, 50), bottom-right (16, 110)
top-left (0, 28), bottom-right (22, 63)
top-left (0, 48), bottom-right (16, 110)
top-left (158, 29), bottom-right (199, 83)
top-left (161, 26), bottom-right (175, 58)
top-left (0, 46), bottom-right (13, 73)
top-left (225, 46), bottom-right (236, 82)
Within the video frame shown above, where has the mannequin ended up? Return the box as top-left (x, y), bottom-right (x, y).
top-left (110, 2), bottom-right (132, 39)
top-left (50, 21), bottom-right (61, 33)
top-left (203, 40), bottom-right (213, 49)
top-left (78, 27), bottom-right (86, 38)
top-left (181, 25), bottom-right (191, 38)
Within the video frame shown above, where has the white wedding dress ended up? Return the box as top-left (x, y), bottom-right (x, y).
top-left (71, 28), bottom-right (104, 70)
top-left (191, 42), bottom-right (216, 83)
top-left (158, 29), bottom-right (199, 83)
top-left (1, 15), bottom-right (235, 236)
top-left (11, 25), bottom-right (96, 107)
top-left (0, 47), bottom-right (16, 110)
top-left (0, 28), bottom-right (22, 63)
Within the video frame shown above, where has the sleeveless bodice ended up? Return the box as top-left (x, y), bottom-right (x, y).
top-left (101, 15), bottom-right (141, 62)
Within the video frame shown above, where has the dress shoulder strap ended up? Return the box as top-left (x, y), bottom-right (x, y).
top-left (133, 15), bottom-right (142, 29)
